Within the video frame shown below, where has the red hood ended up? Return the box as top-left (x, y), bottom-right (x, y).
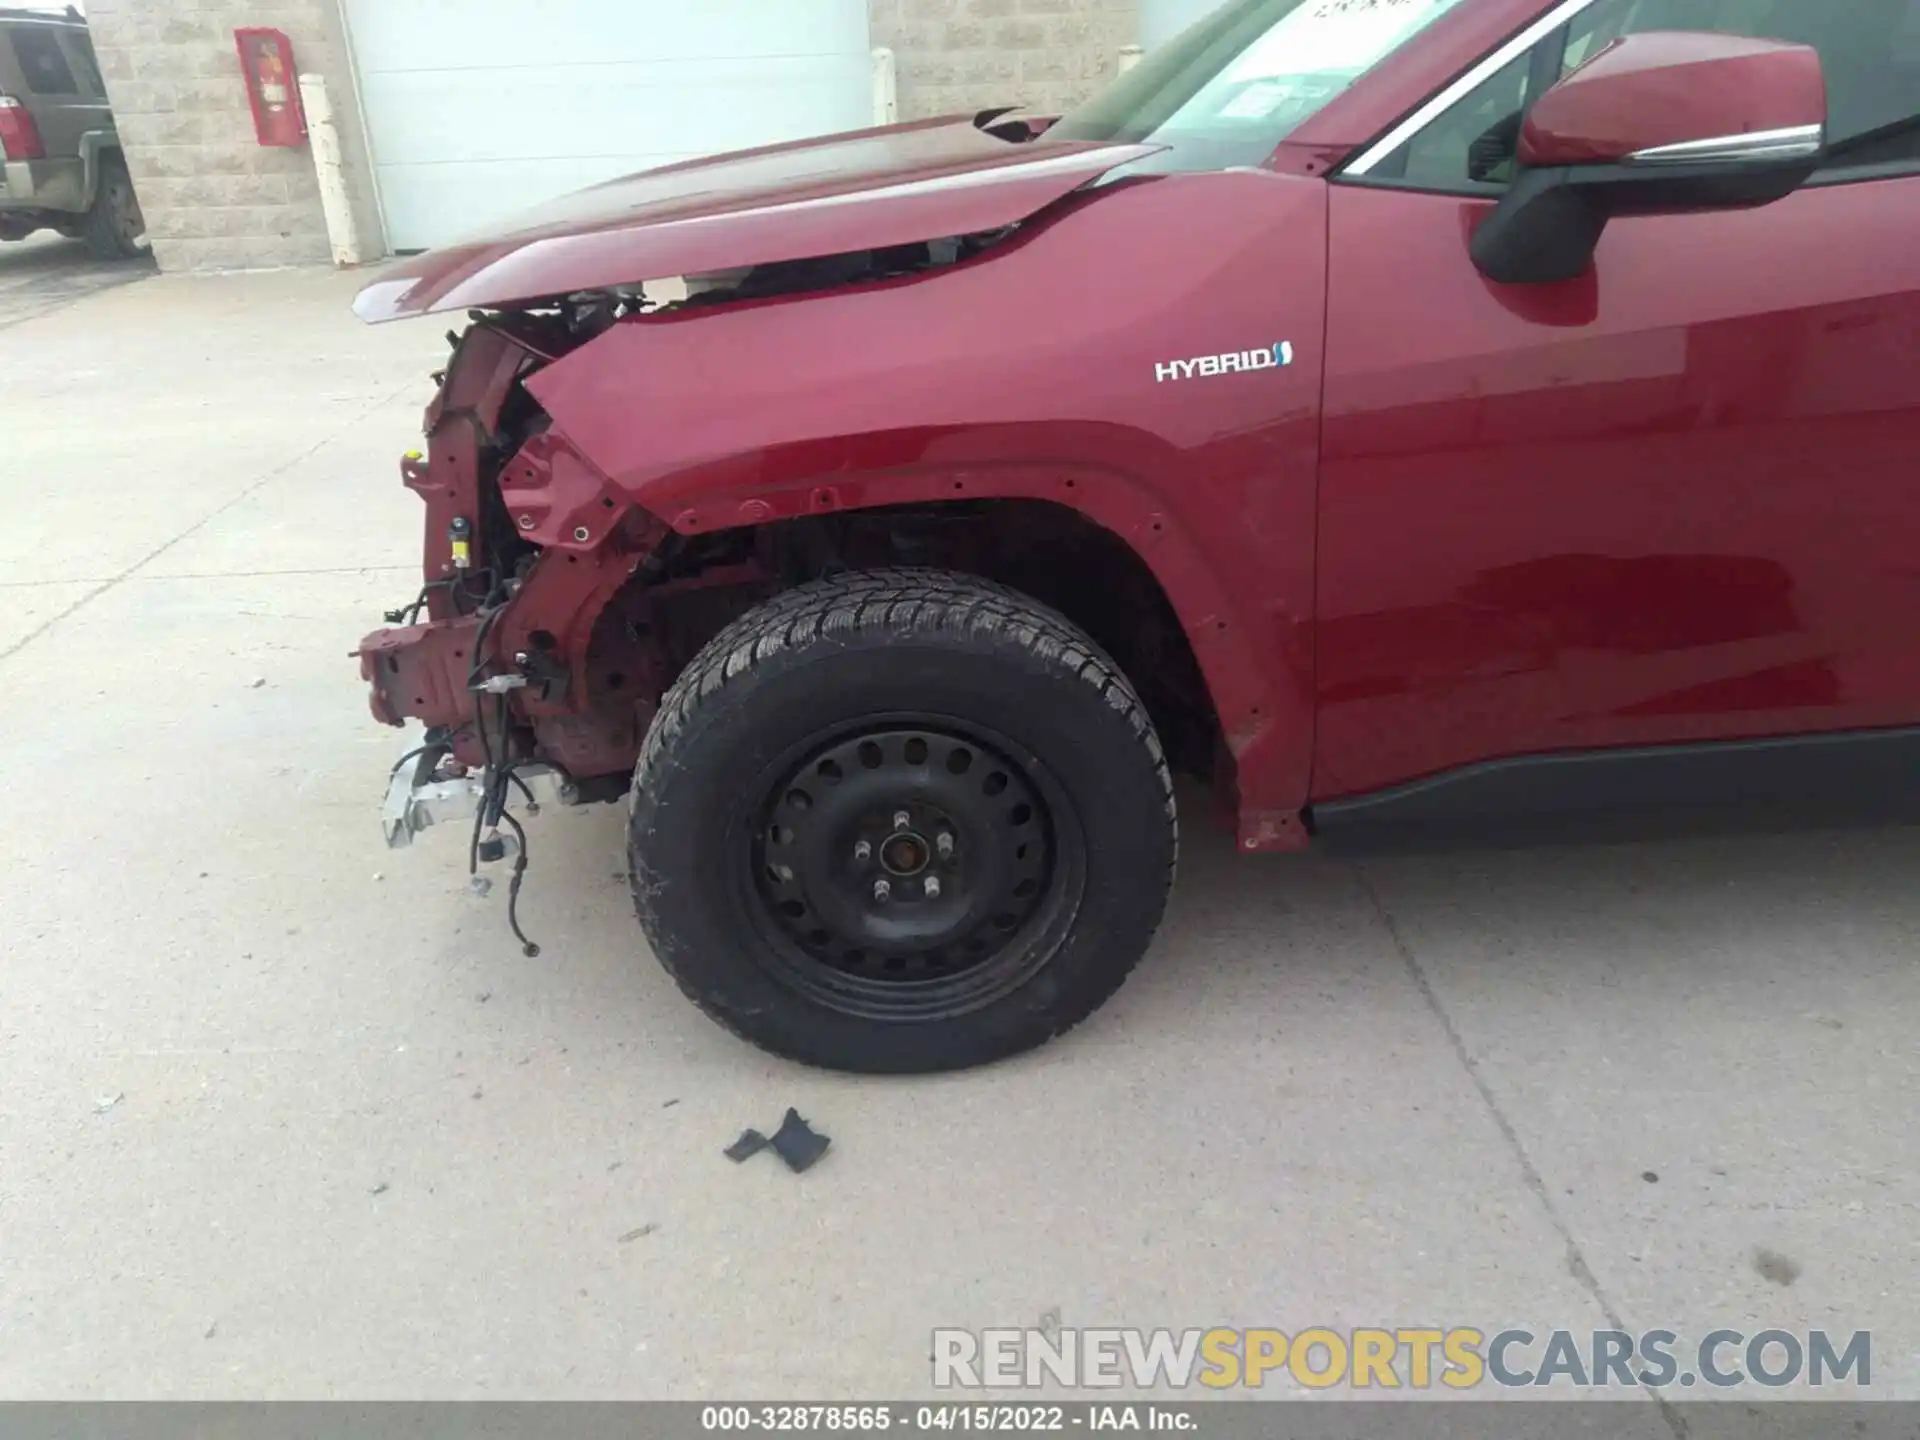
top-left (353, 116), bottom-right (1159, 323)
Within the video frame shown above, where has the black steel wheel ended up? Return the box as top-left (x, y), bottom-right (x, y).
top-left (745, 722), bottom-right (1081, 1020)
top-left (629, 569), bottom-right (1177, 1073)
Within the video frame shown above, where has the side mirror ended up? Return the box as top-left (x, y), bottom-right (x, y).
top-left (1471, 32), bottom-right (1826, 285)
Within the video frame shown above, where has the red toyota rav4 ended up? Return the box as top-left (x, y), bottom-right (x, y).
top-left (354, 0), bottom-right (1920, 1073)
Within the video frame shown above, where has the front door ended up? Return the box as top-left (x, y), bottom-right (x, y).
top-left (1308, 0), bottom-right (1920, 801)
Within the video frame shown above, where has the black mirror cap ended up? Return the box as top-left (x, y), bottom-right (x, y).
top-left (1470, 169), bottom-right (1605, 286)
top-left (1470, 153), bottom-right (1822, 286)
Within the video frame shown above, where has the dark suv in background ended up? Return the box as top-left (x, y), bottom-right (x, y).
top-left (0, 5), bottom-right (143, 258)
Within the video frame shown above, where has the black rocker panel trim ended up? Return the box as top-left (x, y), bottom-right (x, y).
top-left (1308, 726), bottom-right (1920, 845)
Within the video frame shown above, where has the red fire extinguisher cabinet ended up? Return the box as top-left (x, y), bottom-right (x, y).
top-left (234, 27), bottom-right (307, 148)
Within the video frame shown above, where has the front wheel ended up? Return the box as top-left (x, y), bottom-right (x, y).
top-left (628, 569), bottom-right (1177, 1073)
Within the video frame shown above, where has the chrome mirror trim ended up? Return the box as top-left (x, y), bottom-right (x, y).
top-left (1625, 124), bottom-right (1825, 165)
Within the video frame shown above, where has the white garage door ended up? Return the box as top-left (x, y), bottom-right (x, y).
top-left (343, 0), bottom-right (873, 252)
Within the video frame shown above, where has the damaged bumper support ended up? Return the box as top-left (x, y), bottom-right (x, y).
top-left (378, 723), bottom-right (553, 958)
top-left (382, 736), bottom-right (569, 850)
top-left (359, 606), bottom-right (641, 846)
top-left (355, 317), bottom-right (670, 959)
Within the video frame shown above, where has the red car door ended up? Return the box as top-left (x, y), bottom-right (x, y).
top-left (1308, 0), bottom-right (1920, 802)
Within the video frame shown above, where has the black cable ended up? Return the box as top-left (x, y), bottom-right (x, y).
top-left (483, 691), bottom-right (512, 829)
top-left (466, 600), bottom-right (508, 876)
top-left (466, 804), bottom-right (487, 877)
top-left (388, 744), bottom-right (432, 780)
top-left (457, 581), bottom-right (543, 959)
top-left (451, 567), bottom-right (498, 615)
top-left (388, 725), bottom-right (452, 781)
top-left (506, 770), bottom-right (539, 810)
top-left (467, 600), bottom-right (506, 693)
top-left (498, 808), bottom-right (540, 958)
top-left (402, 583), bottom-right (441, 624)
top-left (395, 577), bottom-right (461, 626)
top-left (387, 568), bottom-right (502, 628)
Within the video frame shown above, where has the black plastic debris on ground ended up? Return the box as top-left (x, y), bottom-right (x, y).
top-left (725, 1108), bottom-right (830, 1173)
top-left (724, 1129), bottom-right (770, 1163)
top-left (772, 1109), bottom-right (831, 1171)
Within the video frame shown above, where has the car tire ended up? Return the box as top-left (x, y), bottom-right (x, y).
top-left (81, 157), bottom-right (147, 261)
top-left (628, 567), bottom-right (1177, 1073)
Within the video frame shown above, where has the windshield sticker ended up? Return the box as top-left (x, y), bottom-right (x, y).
top-left (1226, 0), bottom-right (1468, 83)
top-left (1219, 82), bottom-right (1293, 119)
top-left (1155, 342), bottom-right (1295, 384)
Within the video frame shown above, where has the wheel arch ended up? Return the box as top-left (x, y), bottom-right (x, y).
top-left (76, 131), bottom-right (120, 207)
top-left (576, 465), bottom-right (1308, 851)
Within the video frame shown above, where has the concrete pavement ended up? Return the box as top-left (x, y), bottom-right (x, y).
top-left (0, 262), bottom-right (1914, 1402)
top-left (0, 232), bottom-right (155, 334)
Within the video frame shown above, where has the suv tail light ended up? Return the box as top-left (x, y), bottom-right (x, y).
top-left (0, 96), bottom-right (46, 161)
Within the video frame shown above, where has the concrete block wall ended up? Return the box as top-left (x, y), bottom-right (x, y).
top-left (83, 0), bottom-right (378, 271)
top-left (870, 0), bottom-right (1141, 122)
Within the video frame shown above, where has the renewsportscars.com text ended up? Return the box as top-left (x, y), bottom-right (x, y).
top-left (932, 1327), bottom-right (1871, 1391)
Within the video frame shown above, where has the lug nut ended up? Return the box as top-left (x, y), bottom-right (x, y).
top-left (873, 879), bottom-right (891, 903)
top-left (923, 876), bottom-right (941, 899)
top-left (853, 839), bottom-right (872, 862)
top-left (893, 810), bottom-right (911, 830)
top-left (936, 831), bottom-right (954, 858)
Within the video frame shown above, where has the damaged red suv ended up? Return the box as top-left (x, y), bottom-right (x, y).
top-left (355, 0), bottom-right (1920, 1073)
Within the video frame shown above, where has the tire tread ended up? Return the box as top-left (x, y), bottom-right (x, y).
top-left (628, 567), bottom-right (1176, 1064)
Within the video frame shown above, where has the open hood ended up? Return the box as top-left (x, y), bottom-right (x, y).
top-left (353, 116), bottom-right (1160, 323)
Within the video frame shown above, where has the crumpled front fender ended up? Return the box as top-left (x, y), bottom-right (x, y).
top-left (523, 168), bottom-right (1336, 845)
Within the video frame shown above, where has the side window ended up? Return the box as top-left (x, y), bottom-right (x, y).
top-left (9, 25), bottom-right (80, 96)
top-left (1360, 0), bottom-right (1634, 191)
top-left (1381, 50), bottom-right (1536, 193)
top-left (1359, 0), bottom-right (1920, 192)
top-left (64, 30), bottom-right (106, 97)
top-left (1817, 1), bottom-right (1920, 173)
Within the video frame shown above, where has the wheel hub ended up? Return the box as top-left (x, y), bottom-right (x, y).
top-left (879, 829), bottom-right (931, 877)
top-left (751, 726), bottom-right (1054, 984)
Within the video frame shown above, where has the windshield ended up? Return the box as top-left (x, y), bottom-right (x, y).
top-left (1051, 0), bottom-right (1475, 168)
